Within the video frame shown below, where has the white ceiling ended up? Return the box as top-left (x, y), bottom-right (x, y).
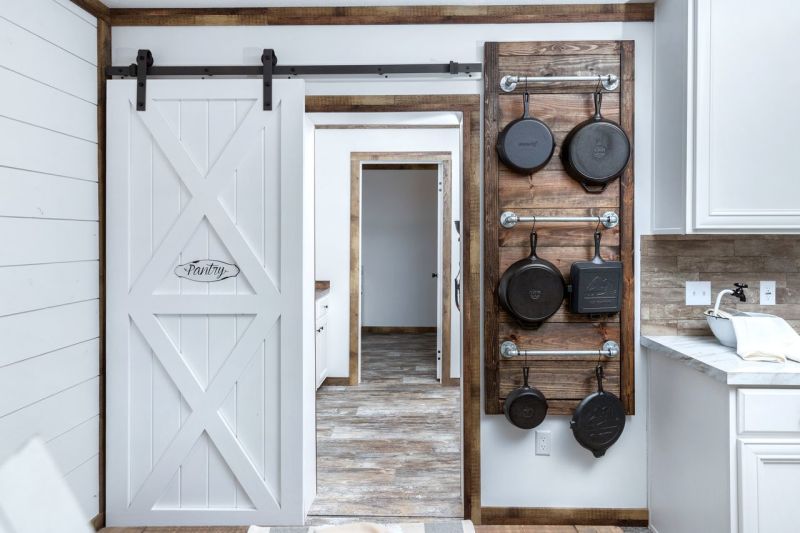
top-left (104, 0), bottom-right (653, 9)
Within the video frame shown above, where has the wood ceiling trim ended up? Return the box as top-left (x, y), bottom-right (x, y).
top-left (109, 4), bottom-right (654, 26)
top-left (70, 0), bottom-right (111, 22)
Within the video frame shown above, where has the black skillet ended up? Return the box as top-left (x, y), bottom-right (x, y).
top-left (569, 230), bottom-right (623, 314)
top-left (570, 365), bottom-right (626, 457)
top-left (561, 90), bottom-right (631, 193)
top-left (504, 366), bottom-right (548, 430)
top-left (497, 229), bottom-right (566, 328)
top-left (496, 91), bottom-right (555, 175)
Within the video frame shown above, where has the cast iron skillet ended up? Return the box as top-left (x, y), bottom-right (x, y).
top-left (569, 230), bottom-right (623, 314)
top-left (570, 365), bottom-right (626, 457)
top-left (561, 90), bottom-right (631, 193)
top-left (504, 366), bottom-right (548, 430)
top-left (497, 229), bottom-right (566, 328)
top-left (496, 91), bottom-right (555, 175)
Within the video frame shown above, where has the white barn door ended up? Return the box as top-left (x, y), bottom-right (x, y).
top-left (106, 79), bottom-right (313, 526)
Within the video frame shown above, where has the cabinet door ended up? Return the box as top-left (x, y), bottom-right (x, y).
top-left (739, 439), bottom-right (800, 532)
top-left (693, 0), bottom-right (800, 231)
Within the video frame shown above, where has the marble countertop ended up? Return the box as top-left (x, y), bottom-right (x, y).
top-left (642, 335), bottom-right (800, 386)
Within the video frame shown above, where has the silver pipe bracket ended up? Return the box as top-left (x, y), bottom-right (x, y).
top-left (500, 74), bottom-right (619, 93)
top-left (600, 211), bottom-right (620, 229)
top-left (500, 341), bottom-right (519, 359)
top-left (602, 340), bottom-right (620, 358)
top-left (500, 211), bottom-right (519, 229)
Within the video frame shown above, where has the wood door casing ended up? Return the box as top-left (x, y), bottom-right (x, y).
top-left (483, 41), bottom-right (635, 416)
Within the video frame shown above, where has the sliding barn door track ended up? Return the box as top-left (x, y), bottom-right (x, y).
top-left (108, 49), bottom-right (482, 111)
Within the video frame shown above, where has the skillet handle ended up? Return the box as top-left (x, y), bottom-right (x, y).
top-left (593, 91), bottom-right (603, 120)
top-left (581, 180), bottom-right (609, 194)
top-left (528, 229), bottom-right (539, 258)
top-left (522, 92), bottom-right (531, 118)
top-left (595, 365), bottom-right (605, 393)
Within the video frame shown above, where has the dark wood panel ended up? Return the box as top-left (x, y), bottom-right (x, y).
top-left (498, 361), bottom-right (620, 399)
top-left (481, 507), bottom-right (649, 527)
top-left (484, 40), bottom-right (634, 418)
top-left (498, 92), bottom-right (620, 131)
top-left (109, 4), bottom-right (655, 26)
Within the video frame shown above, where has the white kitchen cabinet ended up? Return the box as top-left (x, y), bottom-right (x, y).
top-left (652, 0), bottom-right (800, 233)
top-left (645, 336), bottom-right (800, 533)
top-left (315, 294), bottom-right (329, 389)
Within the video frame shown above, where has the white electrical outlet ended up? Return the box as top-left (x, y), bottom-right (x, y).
top-left (535, 430), bottom-right (551, 456)
top-left (685, 281), bottom-right (711, 306)
top-left (761, 281), bottom-right (777, 306)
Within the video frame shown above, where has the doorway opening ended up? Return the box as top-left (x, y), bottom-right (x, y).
top-left (310, 145), bottom-right (463, 523)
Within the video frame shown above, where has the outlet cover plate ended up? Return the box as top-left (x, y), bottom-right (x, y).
top-left (685, 281), bottom-right (711, 306)
top-left (535, 430), bottom-right (551, 456)
top-left (760, 281), bottom-right (777, 306)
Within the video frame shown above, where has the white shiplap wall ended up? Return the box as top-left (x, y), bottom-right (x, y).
top-left (0, 0), bottom-right (99, 522)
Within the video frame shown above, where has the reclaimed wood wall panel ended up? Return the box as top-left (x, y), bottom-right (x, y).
top-left (484, 40), bottom-right (635, 416)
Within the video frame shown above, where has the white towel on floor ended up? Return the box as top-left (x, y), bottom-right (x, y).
top-left (731, 315), bottom-right (800, 363)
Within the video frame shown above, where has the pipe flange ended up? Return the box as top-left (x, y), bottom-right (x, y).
top-left (601, 211), bottom-right (620, 229)
top-left (500, 75), bottom-right (517, 93)
top-left (500, 341), bottom-right (519, 358)
top-left (500, 211), bottom-right (519, 229)
top-left (602, 340), bottom-right (620, 358)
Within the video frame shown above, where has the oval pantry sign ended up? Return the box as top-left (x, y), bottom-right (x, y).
top-left (174, 259), bottom-right (240, 282)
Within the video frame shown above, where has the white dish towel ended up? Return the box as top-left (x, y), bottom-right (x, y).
top-left (730, 315), bottom-right (800, 363)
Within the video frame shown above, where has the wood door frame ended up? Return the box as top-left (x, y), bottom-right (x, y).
top-left (353, 154), bottom-right (454, 387)
top-left (306, 95), bottom-right (481, 523)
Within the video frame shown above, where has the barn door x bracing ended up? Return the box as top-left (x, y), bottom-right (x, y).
top-left (106, 79), bottom-right (313, 526)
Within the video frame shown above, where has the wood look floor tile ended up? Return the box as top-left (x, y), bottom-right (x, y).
top-left (309, 333), bottom-right (462, 520)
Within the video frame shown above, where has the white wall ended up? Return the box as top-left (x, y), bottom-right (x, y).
top-left (313, 125), bottom-right (462, 379)
top-left (0, 0), bottom-right (99, 522)
top-left (112, 19), bottom-right (653, 510)
top-left (362, 168), bottom-right (439, 328)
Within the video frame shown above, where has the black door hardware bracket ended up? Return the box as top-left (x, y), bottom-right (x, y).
top-left (135, 49), bottom-right (153, 111)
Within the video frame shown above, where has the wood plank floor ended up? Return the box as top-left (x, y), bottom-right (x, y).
top-left (309, 332), bottom-right (462, 520)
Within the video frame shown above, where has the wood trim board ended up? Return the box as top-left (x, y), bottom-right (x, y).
top-left (349, 151), bottom-right (453, 387)
top-left (482, 41), bottom-right (636, 416)
top-left (108, 4), bottom-right (654, 26)
top-left (308, 95), bottom-right (481, 523)
top-left (480, 507), bottom-right (649, 527)
top-left (69, 0), bottom-right (111, 22)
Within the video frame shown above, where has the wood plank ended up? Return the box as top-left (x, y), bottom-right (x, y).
top-left (0, 377), bottom-right (99, 459)
top-left (0, 68), bottom-right (98, 142)
top-left (0, 339), bottom-right (99, 417)
top-left (441, 158), bottom-right (454, 386)
top-left (0, 0), bottom-right (98, 63)
top-left (498, 93), bottom-right (620, 131)
top-left (499, 361), bottom-right (620, 400)
top-left (0, 168), bottom-right (98, 221)
top-left (497, 55), bottom-right (621, 94)
top-left (499, 302), bottom-right (620, 325)
top-left (499, 321), bottom-right (621, 352)
top-left (0, 118), bottom-right (97, 181)
top-left (0, 261), bottom-right (99, 317)
top-left (499, 245), bottom-right (620, 278)
top-left (0, 299), bottom-right (99, 367)
top-left (307, 95), bottom-right (480, 113)
top-left (362, 326), bottom-right (437, 334)
top-left (0, 218), bottom-right (98, 266)
top-left (498, 209), bottom-right (620, 248)
top-left (109, 4), bottom-right (655, 26)
top-left (0, 17), bottom-right (97, 103)
top-left (498, 169), bottom-right (620, 210)
top-left (66, 0), bottom-right (108, 23)
top-left (497, 41), bottom-right (622, 57)
top-left (481, 507), bottom-right (648, 527)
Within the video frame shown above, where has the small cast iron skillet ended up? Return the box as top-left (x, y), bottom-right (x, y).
top-left (561, 90), bottom-right (631, 193)
top-left (497, 230), bottom-right (566, 328)
top-left (504, 366), bottom-right (548, 430)
top-left (496, 91), bottom-right (556, 175)
top-left (570, 365), bottom-right (626, 457)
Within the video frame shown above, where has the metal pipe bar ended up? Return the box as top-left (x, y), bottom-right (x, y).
top-left (500, 340), bottom-right (620, 359)
top-left (500, 210), bottom-right (619, 229)
top-left (106, 62), bottom-right (482, 78)
top-left (500, 74), bottom-right (619, 92)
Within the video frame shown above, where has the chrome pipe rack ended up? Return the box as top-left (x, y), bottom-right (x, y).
top-left (500, 210), bottom-right (619, 229)
top-left (500, 340), bottom-right (620, 359)
top-left (500, 74), bottom-right (619, 93)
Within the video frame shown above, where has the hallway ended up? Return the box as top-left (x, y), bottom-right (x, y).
top-left (309, 332), bottom-right (461, 522)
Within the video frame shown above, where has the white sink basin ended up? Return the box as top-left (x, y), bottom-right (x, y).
top-left (705, 309), bottom-right (774, 348)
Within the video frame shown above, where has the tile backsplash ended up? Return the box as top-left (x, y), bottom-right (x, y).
top-left (641, 235), bottom-right (800, 336)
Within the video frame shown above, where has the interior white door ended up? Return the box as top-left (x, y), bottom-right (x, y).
top-left (106, 79), bottom-right (311, 526)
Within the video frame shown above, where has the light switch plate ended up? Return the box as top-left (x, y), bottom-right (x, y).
top-left (685, 281), bottom-right (711, 306)
top-left (760, 281), bottom-right (776, 306)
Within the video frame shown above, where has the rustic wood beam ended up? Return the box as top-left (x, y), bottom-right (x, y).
top-left (70, 0), bottom-right (111, 22)
top-left (110, 4), bottom-right (654, 26)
